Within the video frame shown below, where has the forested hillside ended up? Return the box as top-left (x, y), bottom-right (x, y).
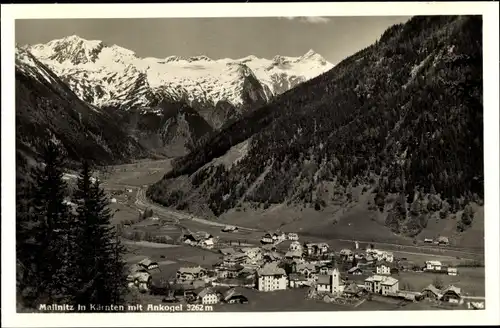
top-left (148, 16), bottom-right (483, 238)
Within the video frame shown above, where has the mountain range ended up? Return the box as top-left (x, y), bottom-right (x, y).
top-left (16, 36), bottom-right (333, 158)
top-left (147, 15), bottom-right (484, 244)
top-left (15, 47), bottom-right (148, 168)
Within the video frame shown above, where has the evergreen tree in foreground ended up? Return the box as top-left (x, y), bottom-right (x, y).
top-left (16, 142), bottom-right (76, 308)
top-left (73, 161), bottom-right (127, 309)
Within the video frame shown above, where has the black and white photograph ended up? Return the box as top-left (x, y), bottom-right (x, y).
top-left (2, 2), bottom-right (499, 327)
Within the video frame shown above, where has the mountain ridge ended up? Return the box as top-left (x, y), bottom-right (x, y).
top-left (24, 35), bottom-right (334, 129)
top-left (16, 46), bottom-right (149, 167)
top-left (147, 15), bottom-right (483, 242)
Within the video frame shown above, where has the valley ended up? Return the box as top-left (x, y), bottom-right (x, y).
top-left (96, 157), bottom-right (484, 311)
top-left (15, 14), bottom-right (486, 315)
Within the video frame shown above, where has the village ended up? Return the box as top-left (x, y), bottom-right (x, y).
top-left (125, 223), bottom-right (486, 311)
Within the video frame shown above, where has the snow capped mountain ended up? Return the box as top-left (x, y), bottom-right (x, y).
top-left (15, 45), bottom-right (148, 164)
top-left (24, 35), bottom-right (334, 128)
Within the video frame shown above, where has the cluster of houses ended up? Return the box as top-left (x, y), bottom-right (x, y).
top-left (421, 284), bottom-right (464, 304)
top-left (180, 231), bottom-right (217, 249)
top-left (423, 236), bottom-right (450, 246)
top-left (221, 225), bottom-right (238, 233)
top-left (126, 258), bottom-right (160, 292)
top-left (424, 260), bottom-right (458, 276)
top-left (260, 230), bottom-right (290, 244)
top-left (126, 231), bottom-right (468, 308)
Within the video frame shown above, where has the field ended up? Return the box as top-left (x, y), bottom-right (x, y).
top-left (99, 159), bottom-right (172, 187)
top-left (397, 268), bottom-right (485, 296)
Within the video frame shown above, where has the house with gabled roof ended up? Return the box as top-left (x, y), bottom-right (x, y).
top-left (176, 266), bottom-right (207, 282)
top-left (296, 262), bottom-right (317, 280)
top-left (138, 258), bottom-right (159, 271)
top-left (376, 261), bottom-right (393, 275)
top-left (441, 285), bottom-right (463, 304)
top-left (222, 287), bottom-right (249, 304)
top-left (343, 282), bottom-right (363, 297)
top-left (437, 236), bottom-right (449, 245)
top-left (425, 260), bottom-right (443, 271)
top-left (196, 287), bottom-right (220, 304)
top-left (261, 233), bottom-right (274, 244)
top-left (421, 284), bottom-right (442, 300)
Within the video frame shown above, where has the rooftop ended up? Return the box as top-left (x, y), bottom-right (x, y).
top-left (138, 258), bottom-right (156, 267)
top-left (288, 273), bottom-right (307, 281)
top-left (198, 287), bottom-right (217, 298)
top-left (317, 274), bottom-right (331, 285)
top-left (422, 284), bottom-right (442, 296)
top-left (296, 262), bottom-right (316, 272)
top-left (380, 276), bottom-right (398, 286)
top-left (348, 266), bottom-right (362, 273)
top-left (257, 262), bottom-right (286, 276)
top-left (220, 247), bottom-right (236, 255)
top-left (224, 252), bottom-right (247, 260)
top-left (340, 249), bottom-right (353, 255)
top-left (442, 285), bottom-right (461, 295)
top-left (365, 275), bottom-right (398, 285)
top-left (285, 250), bottom-right (303, 258)
top-left (426, 260), bottom-right (442, 266)
top-left (178, 266), bottom-right (206, 274)
top-left (377, 261), bottom-right (394, 267)
top-left (344, 282), bottom-right (361, 294)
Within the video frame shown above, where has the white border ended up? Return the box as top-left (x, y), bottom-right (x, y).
top-left (2, 2), bottom-right (499, 327)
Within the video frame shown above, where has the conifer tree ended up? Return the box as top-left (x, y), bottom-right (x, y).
top-left (17, 142), bottom-right (75, 308)
top-left (73, 161), bottom-right (127, 308)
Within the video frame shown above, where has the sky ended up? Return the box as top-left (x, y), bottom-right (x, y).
top-left (15, 16), bottom-right (411, 64)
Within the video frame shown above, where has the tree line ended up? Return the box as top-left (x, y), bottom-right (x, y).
top-left (16, 142), bottom-right (128, 312)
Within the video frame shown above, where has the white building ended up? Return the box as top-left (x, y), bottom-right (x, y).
top-left (261, 233), bottom-right (274, 244)
top-left (364, 275), bottom-right (399, 295)
top-left (366, 249), bottom-right (394, 262)
top-left (241, 247), bottom-right (262, 264)
top-left (425, 260), bottom-right (443, 271)
top-left (289, 241), bottom-right (303, 252)
top-left (110, 198), bottom-right (117, 203)
top-left (256, 263), bottom-right (288, 292)
top-left (197, 287), bottom-right (219, 304)
top-left (288, 233), bottom-right (299, 241)
top-left (447, 267), bottom-right (458, 276)
top-left (201, 238), bottom-right (215, 249)
top-left (315, 268), bottom-right (341, 294)
top-left (272, 231), bottom-right (286, 243)
top-left (176, 266), bottom-right (207, 282)
top-left (376, 263), bottom-right (392, 275)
